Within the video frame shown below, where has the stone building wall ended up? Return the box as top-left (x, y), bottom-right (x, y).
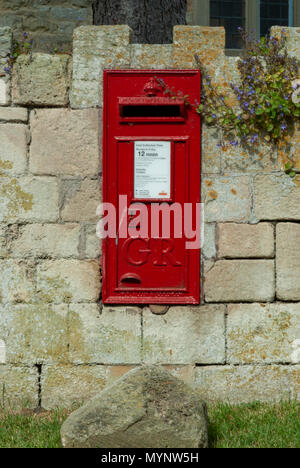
top-left (0, 24), bottom-right (300, 409)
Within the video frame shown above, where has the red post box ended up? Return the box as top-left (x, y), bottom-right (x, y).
top-left (102, 70), bottom-right (201, 304)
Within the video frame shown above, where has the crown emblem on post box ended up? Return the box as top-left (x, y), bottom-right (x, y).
top-left (143, 77), bottom-right (161, 96)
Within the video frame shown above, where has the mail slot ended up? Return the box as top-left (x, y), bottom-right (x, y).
top-left (102, 70), bottom-right (201, 304)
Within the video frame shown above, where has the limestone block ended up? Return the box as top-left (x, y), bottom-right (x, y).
top-left (0, 303), bottom-right (68, 364)
top-left (61, 365), bottom-right (208, 448)
top-left (9, 224), bottom-right (81, 258)
top-left (36, 259), bottom-right (101, 303)
top-left (131, 44), bottom-right (173, 69)
top-left (173, 26), bottom-right (225, 73)
top-left (0, 365), bottom-right (38, 409)
top-left (0, 78), bottom-right (9, 106)
top-left (218, 223), bottom-right (274, 258)
top-left (143, 305), bottom-right (225, 364)
top-left (0, 107), bottom-right (28, 122)
top-left (85, 224), bottom-right (102, 258)
top-left (203, 176), bottom-right (251, 222)
top-left (69, 304), bottom-right (142, 364)
top-left (227, 303), bottom-right (300, 364)
top-left (0, 260), bottom-right (35, 303)
top-left (290, 366), bottom-right (300, 400)
top-left (271, 27), bottom-right (300, 58)
top-left (0, 124), bottom-right (28, 176)
top-left (71, 26), bottom-right (131, 108)
top-left (193, 365), bottom-right (290, 403)
top-left (204, 260), bottom-right (275, 302)
top-left (202, 124), bottom-right (221, 174)
top-left (254, 174), bottom-right (300, 221)
top-left (12, 53), bottom-right (71, 106)
top-left (30, 109), bottom-right (100, 176)
top-left (0, 176), bottom-right (59, 223)
top-left (277, 223), bottom-right (300, 300)
top-left (203, 223), bottom-right (216, 259)
top-left (41, 365), bottom-right (135, 410)
top-left (0, 225), bottom-right (6, 257)
top-left (60, 178), bottom-right (101, 222)
top-left (0, 27), bottom-right (12, 59)
top-left (221, 141), bottom-right (279, 173)
top-left (41, 364), bottom-right (194, 411)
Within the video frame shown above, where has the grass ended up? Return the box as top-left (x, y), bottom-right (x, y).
top-left (0, 402), bottom-right (299, 448)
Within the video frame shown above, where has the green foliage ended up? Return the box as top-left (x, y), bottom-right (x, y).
top-left (4, 33), bottom-right (34, 75)
top-left (195, 29), bottom-right (300, 150)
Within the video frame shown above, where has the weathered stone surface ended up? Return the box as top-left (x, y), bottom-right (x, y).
top-left (69, 304), bottom-right (142, 364)
top-left (218, 223), bottom-right (274, 258)
top-left (0, 304), bottom-right (68, 364)
top-left (221, 140), bottom-right (279, 173)
top-left (0, 27), bottom-right (12, 58)
top-left (203, 176), bottom-right (251, 222)
top-left (0, 365), bottom-right (38, 409)
top-left (193, 365), bottom-right (290, 403)
top-left (202, 125), bottom-right (221, 174)
top-left (0, 107), bottom-right (28, 122)
top-left (227, 303), bottom-right (300, 364)
top-left (0, 78), bottom-right (9, 105)
top-left (0, 124), bottom-right (28, 176)
top-left (61, 365), bottom-right (208, 448)
top-left (42, 364), bottom-right (196, 410)
top-left (271, 26), bottom-right (300, 58)
top-left (203, 223), bottom-right (216, 259)
top-left (36, 259), bottom-right (100, 303)
top-left (41, 365), bottom-right (113, 410)
top-left (277, 223), bottom-right (300, 300)
top-left (0, 260), bottom-right (35, 303)
top-left (143, 305), bottom-right (225, 364)
top-left (290, 366), bottom-right (300, 400)
top-left (254, 174), bottom-right (300, 221)
top-left (166, 364), bottom-right (195, 385)
top-left (9, 224), bottom-right (81, 258)
top-left (84, 224), bottom-right (101, 258)
top-left (61, 178), bottom-right (101, 222)
top-left (71, 26), bottom-right (131, 108)
top-left (205, 260), bottom-right (275, 302)
top-left (12, 53), bottom-right (70, 106)
top-left (131, 44), bottom-right (173, 69)
top-left (30, 109), bottom-right (100, 176)
top-left (0, 176), bottom-right (59, 223)
top-left (0, 225), bottom-right (6, 257)
top-left (173, 26), bottom-right (225, 72)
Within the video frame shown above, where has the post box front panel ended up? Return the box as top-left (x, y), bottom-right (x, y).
top-left (102, 70), bottom-right (201, 304)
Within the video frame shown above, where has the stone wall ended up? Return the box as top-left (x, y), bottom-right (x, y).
top-left (0, 24), bottom-right (300, 409)
top-left (0, 0), bottom-right (93, 52)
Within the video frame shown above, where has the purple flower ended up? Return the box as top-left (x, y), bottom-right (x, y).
top-left (250, 134), bottom-right (258, 143)
top-left (281, 123), bottom-right (287, 131)
top-left (23, 32), bottom-right (28, 38)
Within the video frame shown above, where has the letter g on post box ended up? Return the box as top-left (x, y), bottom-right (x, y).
top-left (102, 70), bottom-right (201, 304)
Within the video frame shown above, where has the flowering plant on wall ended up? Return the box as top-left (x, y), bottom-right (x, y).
top-left (195, 29), bottom-right (300, 177)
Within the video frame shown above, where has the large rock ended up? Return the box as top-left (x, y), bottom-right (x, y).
top-left (61, 365), bottom-right (208, 448)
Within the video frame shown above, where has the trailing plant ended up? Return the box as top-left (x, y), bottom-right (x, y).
top-left (195, 29), bottom-right (300, 157)
top-left (156, 29), bottom-right (300, 177)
